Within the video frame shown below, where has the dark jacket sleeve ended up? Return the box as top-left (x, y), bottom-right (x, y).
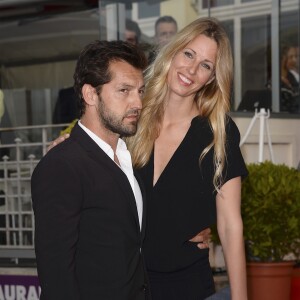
top-left (31, 153), bottom-right (82, 300)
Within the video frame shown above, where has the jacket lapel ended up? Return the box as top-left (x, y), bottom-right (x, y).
top-left (70, 123), bottom-right (141, 232)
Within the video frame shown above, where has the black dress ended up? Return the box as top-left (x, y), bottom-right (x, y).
top-left (137, 116), bottom-right (248, 300)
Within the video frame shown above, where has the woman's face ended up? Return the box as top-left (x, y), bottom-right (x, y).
top-left (167, 34), bottom-right (217, 99)
top-left (286, 47), bottom-right (298, 71)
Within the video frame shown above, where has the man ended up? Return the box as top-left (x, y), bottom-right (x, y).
top-left (32, 40), bottom-right (149, 300)
top-left (52, 86), bottom-right (79, 124)
top-left (154, 15), bottom-right (178, 48)
top-left (148, 15), bottom-right (178, 64)
top-left (125, 19), bottom-right (142, 45)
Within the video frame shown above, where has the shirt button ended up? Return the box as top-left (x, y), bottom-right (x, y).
top-left (142, 283), bottom-right (148, 291)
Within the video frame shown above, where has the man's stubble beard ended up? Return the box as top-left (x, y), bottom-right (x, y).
top-left (97, 96), bottom-right (140, 137)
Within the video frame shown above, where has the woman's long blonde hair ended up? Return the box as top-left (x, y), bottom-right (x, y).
top-left (127, 17), bottom-right (233, 191)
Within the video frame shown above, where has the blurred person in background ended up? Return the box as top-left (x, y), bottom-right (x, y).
top-left (148, 16), bottom-right (178, 64)
top-left (125, 19), bottom-right (142, 45)
top-left (154, 15), bottom-right (178, 48)
top-left (280, 44), bottom-right (299, 112)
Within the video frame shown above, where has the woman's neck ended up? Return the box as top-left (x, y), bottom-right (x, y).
top-left (163, 96), bottom-right (199, 124)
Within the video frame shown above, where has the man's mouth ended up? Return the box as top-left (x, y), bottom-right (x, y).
top-left (124, 110), bottom-right (140, 121)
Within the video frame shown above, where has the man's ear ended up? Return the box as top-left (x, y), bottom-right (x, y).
top-left (82, 84), bottom-right (97, 106)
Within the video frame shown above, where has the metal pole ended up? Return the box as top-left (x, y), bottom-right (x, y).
top-left (271, 0), bottom-right (280, 112)
top-left (258, 108), bottom-right (266, 162)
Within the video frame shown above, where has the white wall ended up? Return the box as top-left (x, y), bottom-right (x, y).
top-left (233, 114), bottom-right (300, 169)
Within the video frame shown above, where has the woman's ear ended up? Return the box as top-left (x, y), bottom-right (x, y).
top-left (82, 84), bottom-right (97, 106)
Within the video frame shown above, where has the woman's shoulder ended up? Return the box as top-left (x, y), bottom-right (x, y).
top-left (190, 115), bottom-right (211, 133)
top-left (190, 116), bottom-right (214, 143)
top-left (191, 115), bottom-right (240, 138)
top-left (225, 115), bottom-right (241, 140)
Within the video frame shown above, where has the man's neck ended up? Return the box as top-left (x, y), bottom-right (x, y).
top-left (80, 116), bottom-right (119, 152)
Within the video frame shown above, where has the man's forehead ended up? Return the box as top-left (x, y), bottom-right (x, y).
top-left (108, 61), bottom-right (144, 84)
top-left (157, 22), bottom-right (177, 32)
top-left (109, 60), bottom-right (142, 73)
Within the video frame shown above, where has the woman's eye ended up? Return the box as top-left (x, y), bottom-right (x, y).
top-left (120, 89), bottom-right (128, 93)
top-left (201, 63), bottom-right (211, 70)
top-left (184, 51), bottom-right (193, 59)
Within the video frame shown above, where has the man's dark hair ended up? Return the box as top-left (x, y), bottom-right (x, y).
top-left (74, 40), bottom-right (147, 117)
top-left (155, 15), bottom-right (177, 34)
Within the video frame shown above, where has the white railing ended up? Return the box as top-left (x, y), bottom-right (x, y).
top-left (0, 123), bottom-right (68, 259)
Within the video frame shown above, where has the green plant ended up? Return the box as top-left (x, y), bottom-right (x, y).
top-left (241, 161), bottom-right (300, 262)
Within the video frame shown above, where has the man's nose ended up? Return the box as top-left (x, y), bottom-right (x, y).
top-left (131, 91), bottom-right (142, 110)
top-left (163, 32), bottom-right (174, 42)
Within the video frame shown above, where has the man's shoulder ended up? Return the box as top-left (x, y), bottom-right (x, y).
top-left (34, 138), bottom-right (83, 173)
top-left (46, 137), bottom-right (81, 159)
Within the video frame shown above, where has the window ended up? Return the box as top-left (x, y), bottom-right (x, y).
top-left (200, 0), bottom-right (299, 114)
top-left (202, 0), bottom-right (234, 9)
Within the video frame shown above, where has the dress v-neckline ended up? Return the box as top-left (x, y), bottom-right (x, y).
top-left (152, 117), bottom-right (198, 188)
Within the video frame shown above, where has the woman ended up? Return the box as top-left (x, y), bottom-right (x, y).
top-left (127, 17), bottom-right (248, 299)
top-left (280, 45), bottom-right (299, 112)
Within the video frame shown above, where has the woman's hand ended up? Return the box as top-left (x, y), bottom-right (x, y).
top-left (189, 228), bottom-right (211, 249)
top-left (47, 133), bottom-right (70, 152)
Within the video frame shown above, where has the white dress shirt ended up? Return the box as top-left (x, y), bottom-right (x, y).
top-left (78, 121), bottom-right (143, 230)
top-left (289, 69), bottom-right (299, 83)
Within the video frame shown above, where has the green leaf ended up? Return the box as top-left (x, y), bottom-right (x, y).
top-left (241, 161), bottom-right (300, 262)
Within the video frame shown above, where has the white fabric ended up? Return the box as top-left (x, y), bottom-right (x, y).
top-left (289, 70), bottom-right (299, 83)
top-left (78, 120), bottom-right (143, 230)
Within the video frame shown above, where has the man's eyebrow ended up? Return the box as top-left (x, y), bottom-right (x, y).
top-left (118, 83), bottom-right (134, 88)
top-left (118, 83), bottom-right (145, 89)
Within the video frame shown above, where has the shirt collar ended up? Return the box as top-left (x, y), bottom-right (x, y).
top-left (78, 120), bottom-right (127, 159)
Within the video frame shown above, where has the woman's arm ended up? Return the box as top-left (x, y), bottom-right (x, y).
top-left (216, 176), bottom-right (248, 300)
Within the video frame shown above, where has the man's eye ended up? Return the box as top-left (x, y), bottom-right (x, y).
top-left (120, 89), bottom-right (128, 93)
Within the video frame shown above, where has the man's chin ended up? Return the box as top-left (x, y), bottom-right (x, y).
top-left (120, 124), bottom-right (137, 137)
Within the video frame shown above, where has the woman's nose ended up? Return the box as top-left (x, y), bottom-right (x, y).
top-left (188, 63), bottom-right (198, 74)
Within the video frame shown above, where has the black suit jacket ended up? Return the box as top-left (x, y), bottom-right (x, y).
top-left (287, 71), bottom-right (299, 89)
top-left (52, 87), bottom-right (79, 124)
top-left (32, 123), bottom-right (149, 300)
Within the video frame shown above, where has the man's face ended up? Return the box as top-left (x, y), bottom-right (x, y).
top-left (125, 30), bottom-right (137, 45)
top-left (155, 22), bottom-right (177, 48)
top-left (97, 60), bottom-right (144, 137)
